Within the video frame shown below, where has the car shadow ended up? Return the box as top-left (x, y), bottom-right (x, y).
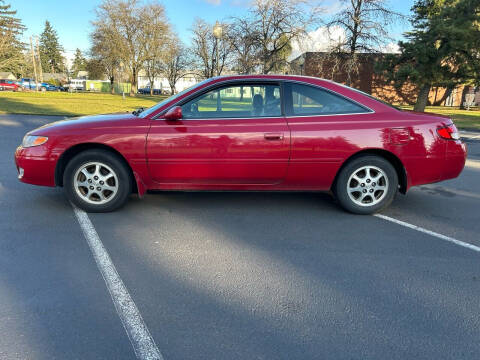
top-left (87, 190), bottom-right (480, 359)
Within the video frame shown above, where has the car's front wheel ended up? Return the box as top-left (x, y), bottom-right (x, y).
top-left (63, 150), bottom-right (132, 212)
top-left (334, 155), bottom-right (398, 214)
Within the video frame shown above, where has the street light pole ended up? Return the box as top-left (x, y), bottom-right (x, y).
top-left (215, 37), bottom-right (218, 76)
top-left (213, 21), bottom-right (223, 77)
top-left (298, 54), bottom-right (305, 76)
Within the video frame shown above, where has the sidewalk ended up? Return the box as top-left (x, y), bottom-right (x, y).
top-left (460, 130), bottom-right (480, 142)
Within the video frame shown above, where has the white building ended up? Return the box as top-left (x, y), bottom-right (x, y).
top-left (0, 72), bottom-right (17, 80)
top-left (137, 70), bottom-right (200, 94)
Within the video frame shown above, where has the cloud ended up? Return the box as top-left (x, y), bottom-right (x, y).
top-left (204, 0), bottom-right (221, 5)
top-left (229, 0), bottom-right (250, 6)
top-left (380, 42), bottom-right (400, 54)
top-left (322, 0), bottom-right (347, 14)
top-left (289, 27), bottom-right (402, 60)
top-left (289, 26), bottom-right (346, 61)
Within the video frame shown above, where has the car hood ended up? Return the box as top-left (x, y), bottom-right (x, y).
top-left (30, 113), bottom-right (139, 135)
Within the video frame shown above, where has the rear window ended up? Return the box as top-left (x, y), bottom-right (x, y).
top-left (332, 81), bottom-right (400, 111)
top-left (285, 83), bottom-right (370, 116)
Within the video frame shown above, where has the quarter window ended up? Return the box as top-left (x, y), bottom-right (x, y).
top-left (287, 83), bottom-right (369, 116)
top-left (181, 84), bottom-right (281, 119)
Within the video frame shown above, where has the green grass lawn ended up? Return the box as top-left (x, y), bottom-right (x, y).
top-left (1, 91), bottom-right (479, 131)
top-left (0, 91), bottom-right (165, 116)
top-left (401, 105), bottom-right (480, 131)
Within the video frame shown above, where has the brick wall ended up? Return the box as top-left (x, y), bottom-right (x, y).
top-left (297, 52), bottom-right (471, 107)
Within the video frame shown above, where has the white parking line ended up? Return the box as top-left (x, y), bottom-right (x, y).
top-left (72, 205), bottom-right (164, 360)
top-left (465, 159), bottom-right (480, 169)
top-left (374, 214), bottom-right (480, 253)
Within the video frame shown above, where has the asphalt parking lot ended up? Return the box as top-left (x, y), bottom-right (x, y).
top-left (1, 114), bottom-right (480, 360)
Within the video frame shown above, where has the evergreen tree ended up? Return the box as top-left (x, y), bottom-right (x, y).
top-left (39, 20), bottom-right (64, 73)
top-left (71, 48), bottom-right (87, 76)
top-left (0, 0), bottom-right (25, 74)
top-left (378, 0), bottom-right (480, 111)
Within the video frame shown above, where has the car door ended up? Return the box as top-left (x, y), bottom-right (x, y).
top-left (146, 82), bottom-right (290, 187)
top-left (283, 82), bottom-right (373, 189)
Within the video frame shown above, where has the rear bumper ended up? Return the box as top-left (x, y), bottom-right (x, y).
top-left (403, 140), bottom-right (466, 191)
top-left (443, 140), bottom-right (467, 180)
top-left (14, 146), bottom-right (56, 187)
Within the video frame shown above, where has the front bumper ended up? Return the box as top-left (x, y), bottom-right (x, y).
top-left (14, 146), bottom-right (56, 187)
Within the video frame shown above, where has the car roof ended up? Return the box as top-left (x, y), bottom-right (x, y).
top-left (207, 74), bottom-right (328, 83)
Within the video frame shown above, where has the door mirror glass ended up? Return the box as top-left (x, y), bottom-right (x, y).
top-left (164, 106), bottom-right (182, 121)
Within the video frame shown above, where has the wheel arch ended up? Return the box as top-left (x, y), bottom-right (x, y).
top-left (333, 149), bottom-right (408, 194)
top-left (55, 143), bottom-right (139, 193)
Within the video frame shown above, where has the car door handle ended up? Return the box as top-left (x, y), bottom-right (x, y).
top-left (264, 133), bottom-right (284, 140)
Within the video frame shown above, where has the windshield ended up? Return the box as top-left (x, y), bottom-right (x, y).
top-left (139, 79), bottom-right (211, 118)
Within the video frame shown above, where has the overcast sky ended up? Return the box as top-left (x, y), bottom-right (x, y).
top-left (14, 0), bottom-right (415, 63)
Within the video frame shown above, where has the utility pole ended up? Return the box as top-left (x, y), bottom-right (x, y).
top-left (35, 36), bottom-right (44, 83)
top-left (30, 37), bottom-right (38, 91)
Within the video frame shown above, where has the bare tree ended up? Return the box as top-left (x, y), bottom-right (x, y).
top-left (161, 35), bottom-right (190, 94)
top-left (250, 0), bottom-right (321, 73)
top-left (191, 18), bottom-right (231, 79)
top-left (227, 17), bottom-right (260, 74)
top-left (90, 30), bottom-right (121, 93)
top-left (327, 0), bottom-right (404, 84)
top-left (142, 3), bottom-right (170, 95)
top-left (92, 0), bottom-right (168, 95)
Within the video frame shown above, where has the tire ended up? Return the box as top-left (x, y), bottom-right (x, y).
top-left (333, 155), bottom-right (398, 215)
top-left (63, 149), bottom-right (132, 212)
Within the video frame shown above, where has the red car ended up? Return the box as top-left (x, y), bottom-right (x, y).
top-left (14, 75), bottom-right (466, 214)
top-left (0, 79), bottom-right (20, 91)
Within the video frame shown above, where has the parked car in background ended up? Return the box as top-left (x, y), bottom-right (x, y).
top-left (40, 83), bottom-right (61, 91)
top-left (138, 86), bottom-right (163, 95)
top-left (14, 75), bottom-right (466, 214)
top-left (65, 79), bottom-right (86, 91)
top-left (0, 79), bottom-right (21, 91)
top-left (20, 78), bottom-right (36, 90)
top-left (18, 79), bottom-right (60, 91)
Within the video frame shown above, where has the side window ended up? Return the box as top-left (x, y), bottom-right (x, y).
top-left (181, 84), bottom-right (281, 119)
top-left (287, 83), bottom-right (369, 116)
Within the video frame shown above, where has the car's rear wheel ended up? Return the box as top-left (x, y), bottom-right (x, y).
top-left (334, 155), bottom-right (398, 214)
top-left (63, 150), bottom-right (132, 212)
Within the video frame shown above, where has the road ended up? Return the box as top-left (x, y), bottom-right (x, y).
top-left (1, 114), bottom-right (479, 360)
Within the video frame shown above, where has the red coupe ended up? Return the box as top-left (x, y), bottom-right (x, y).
top-left (15, 75), bottom-right (467, 214)
top-left (0, 79), bottom-right (20, 91)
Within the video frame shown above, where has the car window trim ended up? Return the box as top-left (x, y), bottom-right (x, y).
top-left (153, 80), bottom-right (284, 120)
top-left (283, 80), bottom-right (375, 117)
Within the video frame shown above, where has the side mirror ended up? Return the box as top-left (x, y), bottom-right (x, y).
top-left (164, 106), bottom-right (182, 121)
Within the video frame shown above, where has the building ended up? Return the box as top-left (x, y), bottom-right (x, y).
top-left (76, 71), bottom-right (89, 80)
top-left (137, 70), bottom-right (200, 94)
top-left (42, 73), bottom-right (68, 84)
top-left (290, 52), bottom-right (477, 107)
top-left (0, 72), bottom-right (16, 80)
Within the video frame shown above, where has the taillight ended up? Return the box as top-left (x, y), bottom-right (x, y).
top-left (437, 123), bottom-right (459, 140)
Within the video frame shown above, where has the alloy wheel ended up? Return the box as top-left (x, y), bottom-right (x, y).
top-left (347, 165), bottom-right (389, 207)
top-left (73, 162), bottom-right (119, 205)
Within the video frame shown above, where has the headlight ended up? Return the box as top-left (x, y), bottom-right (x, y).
top-left (22, 135), bottom-right (48, 148)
